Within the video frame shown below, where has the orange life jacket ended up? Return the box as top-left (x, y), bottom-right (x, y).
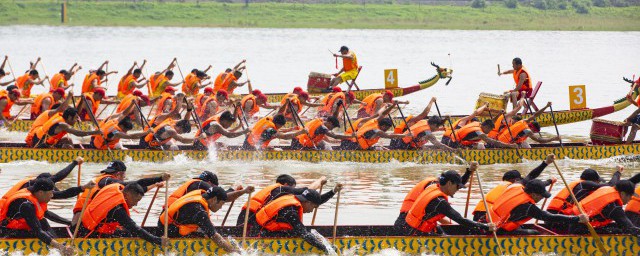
top-left (442, 119), bottom-right (462, 139)
top-left (156, 92), bottom-right (176, 116)
top-left (514, 67), bottom-right (532, 92)
top-left (182, 73), bottom-right (200, 97)
top-left (547, 180), bottom-right (582, 215)
top-left (356, 119), bottom-right (382, 150)
top-left (194, 94), bottom-right (206, 110)
top-left (400, 177), bottom-right (438, 213)
top-left (241, 94), bottom-right (260, 117)
top-left (320, 92), bottom-right (346, 114)
top-left (16, 74), bottom-right (33, 97)
top-left (497, 120), bottom-right (529, 144)
top-left (81, 184), bottom-right (129, 235)
top-left (401, 120), bottom-right (432, 148)
top-left (0, 90), bottom-right (14, 118)
top-left (220, 73), bottom-right (238, 94)
top-left (472, 182), bottom-right (511, 214)
top-left (117, 74), bottom-right (137, 99)
top-left (168, 179), bottom-right (200, 207)
top-left (280, 94), bottom-right (302, 119)
top-left (91, 119), bottom-right (123, 150)
top-left (489, 184), bottom-right (535, 231)
top-left (344, 118), bottom-right (365, 142)
top-left (73, 174), bottom-right (117, 213)
top-left (394, 115), bottom-right (414, 134)
top-left (31, 93), bottom-right (54, 117)
top-left (360, 93), bottom-right (382, 117)
top-left (160, 189), bottom-right (209, 236)
top-left (0, 189), bottom-right (47, 231)
top-left (247, 117), bottom-right (277, 148)
top-left (116, 94), bottom-right (137, 115)
top-left (34, 114), bottom-right (68, 146)
top-left (195, 116), bottom-right (222, 147)
top-left (342, 51), bottom-right (358, 72)
top-left (625, 186), bottom-right (640, 214)
top-left (405, 185), bottom-right (448, 233)
top-left (242, 184), bottom-right (283, 213)
top-left (144, 119), bottom-right (176, 148)
top-left (26, 111), bottom-right (57, 146)
top-left (213, 72), bottom-right (228, 93)
top-left (449, 121), bottom-right (482, 146)
top-left (295, 119), bottom-right (325, 148)
top-left (82, 73), bottom-right (101, 94)
top-left (573, 186), bottom-right (622, 228)
top-left (487, 115), bottom-right (505, 139)
top-left (50, 73), bottom-right (67, 91)
top-left (150, 73), bottom-right (167, 98)
top-left (198, 97), bottom-right (218, 118)
top-left (0, 177), bottom-right (33, 201)
top-left (255, 194), bottom-right (303, 232)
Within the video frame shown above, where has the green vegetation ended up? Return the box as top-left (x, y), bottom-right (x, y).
top-left (0, 1), bottom-right (638, 30)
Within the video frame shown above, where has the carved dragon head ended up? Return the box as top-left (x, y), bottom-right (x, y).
top-left (431, 62), bottom-right (453, 85)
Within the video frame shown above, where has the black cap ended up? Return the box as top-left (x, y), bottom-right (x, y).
top-left (502, 170), bottom-right (522, 181)
top-left (524, 179), bottom-right (551, 198)
top-left (27, 178), bottom-right (55, 193)
top-left (339, 46), bottom-right (349, 52)
top-left (197, 171), bottom-right (219, 186)
top-left (262, 128), bottom-right (278, 140)
top-left (580, 169), bottom-right (604, 182)
top-left (203, 186), bottom-right (228, 201)
top-left (440, 170), bottom-right (464, 188)
top-left (295, 189), bottom-right (322, 205)
top-left (101, 160), bottom-right (127, 174)
top-left (615, 180), bottom-right (639, 197)
top-left (36, 173), bottom-right (52, 179)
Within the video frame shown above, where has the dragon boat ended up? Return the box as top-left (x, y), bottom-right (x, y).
top-left (0, 225), bottom-right (636, 255)
top-left (1, 141), bottom-right (639, 165)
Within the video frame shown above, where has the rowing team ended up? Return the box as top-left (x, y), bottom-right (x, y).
top-left (0, 158), bottom-right (343, 255)
top-left (2, 155), bottom-right (640, 255)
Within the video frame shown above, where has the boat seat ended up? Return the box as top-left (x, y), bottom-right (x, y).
top-left (346, 66), bottom-right (363, 92)
top-left (522, 81), bottom-right (542, 115)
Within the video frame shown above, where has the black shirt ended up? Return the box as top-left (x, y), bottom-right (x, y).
top-left (171, 202), bottom-right (218, 238)
top-left (264, 205), bottom-right (328, 252)
top-left (592, 202), bottom-right (640, 236)
top-left (420, 196), bottom-right (488, 231)
top-left (101, 205), bottom-right (162, 245)
top-left (19, 161), bottom-right (83, 199)
top-left (3, 199), bottom-right (55, 244)
top-left (506, 202), bottom-right (581, 225)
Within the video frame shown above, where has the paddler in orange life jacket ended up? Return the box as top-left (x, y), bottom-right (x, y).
top-left (214, 61), bottom-right (249, 94)
top-left (49, 63), bottom-right (81, 91)
top-left (168, 171), bottom-right (254, 208)
top-left (489, 179), bottom-right (589, 235)
top-left (159, 186), bottom-right (239, 253)
top-left (182, 70), bottom-right (212, 97)
top-left (0, 88), bottom-right (33, 127)
top-left (0, 179), bottom-right (75, 256)
top-left (81, 60), bottom-right (117, 93)
top-left (499, 57), bottom-right (533, 109)
top-left (356, 90), bottom-right (408, 118)
top-left (329, 45), bottom-right (359, 89)
top-left (472, 154), bottom-right (556, 222)
top-left (31, 107), bottom-right (101, 148)
top-left (395, 165), bottom-right (496, 235)
top-left (140, 102), bottom-right (204, 150)
top-left (339, 104), bottom-right (412, 150)
top-left (316, 88), bottom-right (359, 118)
top-left (16, 69), bottom-right (48, 98)
top-left (496, 102), bottom-right (560, 148)
top-left (213, 60), bottom-right (244, 92)
top-left (443, 118), bottom-right (517, 149)
top-left (195, 87), bottom-right (214, 110)
top-left (116, 61), bottom-right (148, 99)
top-left (25, 92), bottom-right (73, 147)
top-left (278, 91), bottom-right (324, 121)
top-left (76, 87), bottom-right (118, 121)
top-left (545, 166), bottom-right (623, 232)
top-left (89, 114), bottom-right (151, 150)
top-left (256, 186), bottom-right (343, 254)
top-left (198, 89), bottom-right (229, 121)
top-left (76, 183), bottom-right (169, 247)
top-left (388, 97), bottom-right (454, 151)
top-left (625, 174), bottom-right (640, 226)
top-left (150, 61), bottom-right (182, 99)
top-left (0, 56), bottom-right (15, 86)
top-left (115, 90), bottom-right (150, 126)
top-left (486, 99), bottom-right (525, 140)
top-left (194, 110), bottom-right (250, 150)
top-left (242, 114), bottom-right (307, 150)
top-left (239, 90), bottom-right (278, 119)
top-left (30, 88), bottom-right (65, 119)
top-left (290, 116), bottom-right (354, 150)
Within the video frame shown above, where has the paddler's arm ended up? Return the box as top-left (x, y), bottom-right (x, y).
top-left (125, 62), bottom-right (137, 76)
top-left (375, 104), bottom-right (395, 122)
top-left (233, 60), bottom-right (246, 71)
top-left (522, 154), bottom-right (553, 182)
top-left (302, 100), bottom-right (323, 107)
top-left (114, 129), bottom-right (151, 140)
top-left (426, 133), bottom-right (457, 152)
top-left (132, 79), bottom-right (148, 89)
top-left (52, 181), bottom-right (94, 200)
top-left (325, 130), bottom-right (354, 140)
top-left (20, 201), bottom-right (55, 245)
top-left (226, 186), bottom-right (254, 202)
top-left (306, 176), bottom-right (327, 190)
top-left (50, 157), bottom-right (82, 182)
top-left (274, 129), bottom-right (307, 140)
top-left (44, 211), bottom-right (71, 226)
top-left (0, 56), bottom-right (6, 70)
top-left (412, 97), bottom-right (437, 123)
top-left (525, 203), bottom-right (583, 223)
top-left (319, 184), bottom-right (342, 205)
top-left (203, 65), bottom-right (212, 74)
top-left (479, 133), bottom-right (518, 148)
top-left (467, 103), bottom-right (488, 122)
top-left (376, 130), bottom-right (411, 140)
top-left (169, 129), bottom-right (200, 144)
top-left (606, 166), bottom-right (623, 185)
top-left (526, 102), bottom-right (552, 122)
top-left (30, 57), bottom-right (41, 70)
top-left (69, 63), bottom-right (81, 78)
top-left (60, 123), bottom-right (102, 137)
top-left (505, 99), bottom-right (525, 119)
top-left (437, 198), bottom-right (489, 231)
top-left (605, 203), bottom-right (640, 236)
top-left (211, 123), bottom-right (249, 138)
top-left (13, 98), bottom-right (34, 106)
top-left (188, 204), bottom-right (237, 253)
top-left (97, 61), bottom-right (108, 72)
top-left (0, 79), bottom-right (14, 86)
top-left (625, 108), bottom-right (640, 125)
top-left (112, 206), bottom-right (163, 245)
top-left (283, 206), bottom-right (329, 253)
top-left (525, 130), bottom-right (560, 143)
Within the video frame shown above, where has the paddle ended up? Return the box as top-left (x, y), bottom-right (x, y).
top-left (220, 200), bottom-right (235, 228)
top-left (311, 184), bottom-right (323, 226)
top-left (38, 60), bottom-right (52, 88)
top-left (552, 160), bottom-right (609, 255)
top-left (242, 191), bottom-right (253, 247)
top-left (82, 96), bottom-right (114, 160)
top-left (549, 103), bottom-right (563, 148)
top-left (68, 93), bottom-right (85, 150)
top-left (501, 112), bottom-right (523, 159)
top-left (474, 165), bottom-right (504, 255)
top-left (396, 102), bottom-right (412, 137)
top-left (72, 162), bottom-right (90, 243)
top-left (244, 65), bottom-right (253, 93)
top-left (463, 168), bottom-right (475, 219)
top-left (175, 58), bottom-right (186, 82)
top-left (534, 181), bottom-right (554, 225)
top-left (141, 187), bottom-right (160, 227)
top-left (332, 189), bottom-right (341, 246)
top-left (6, 59), bottom-right (16, 82)
top-left (163, 178), bottom-right (170, 255)
top-left (133, 101), bottom-right (166, 154)
top-left (76, 160), bottom-right (81, 187)
top-left (288, 100), bottom-right (318, 150)
top-left (339, 101), bottom-right (356, 133)
top-left (433, 100), bottom-right (467, 164)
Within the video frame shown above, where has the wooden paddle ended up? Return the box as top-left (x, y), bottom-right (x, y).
top-left (6, 59), bottom-right (16, 82)
top-left (82, 96), bottom-right (114, 160)
top-left (288, 100), bottom-right (318, 150)
top-left (244, 65), bottom-right (253, 93)
top-left (535, 181), bottom-right (554, 225)
top-left (332, 189), bottom-right (341, 246)
top-left (141, 187), bottom-right (160, 227)
top-left (311, 184), bottom-right (323, 226)
top-left (133, 101), bottom-right (166, 154)
top-left (220, 200), bottom-right (235, 228)
top-left (76, 161), bottom-right (81, 187)
top-left (72, 163), bottom-right (89, 243)
top-left (474, 165), bottom-right (504, 255)
top-left (549, 104), bottom-right (563, 148)
top-left (464, 170), bottom-right (474, 218)
top-left (39, 61), bottom-right (52, 88)
top-left (242, 191), bottom-right (253, 247)
top-left (501, 112), bottom-right (523, 159)
top-left (163, 179), bottom-right (170, 255)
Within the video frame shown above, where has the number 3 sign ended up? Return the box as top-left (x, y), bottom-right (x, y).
top-left (569, 85), bottom-right (587, 110)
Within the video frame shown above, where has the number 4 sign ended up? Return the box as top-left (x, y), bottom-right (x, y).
top-left (384, 69), bottom-right (398, 89)
top-left (569, 85), bottom-right (587, 110)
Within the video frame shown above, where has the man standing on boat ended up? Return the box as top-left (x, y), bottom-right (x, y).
top-left (329, 46), bottom-right (358, 90)
top-left (498, 57), bottom-right (533, 109)
top-left (255, 186), bottom-right (342, 254)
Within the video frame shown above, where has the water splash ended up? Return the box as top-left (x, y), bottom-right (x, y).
top-left (310, 229), bottom-right (338, 256)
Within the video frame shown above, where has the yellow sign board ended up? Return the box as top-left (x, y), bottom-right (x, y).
top-left (569, 85), bottom-right (587, 110)
top-left (384, 69), bottom-right (398, 89)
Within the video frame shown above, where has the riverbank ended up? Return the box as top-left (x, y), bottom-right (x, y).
top-left (0, 1), bottom-right (638, 30)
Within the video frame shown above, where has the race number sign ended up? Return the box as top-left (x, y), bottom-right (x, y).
top-left (569, 85), bottom-right (587, 110)
top-left (384, 69), bottom-right (398, 89)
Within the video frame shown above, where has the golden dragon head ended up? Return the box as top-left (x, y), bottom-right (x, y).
top-left (431, 62), bottom-right (453, 85)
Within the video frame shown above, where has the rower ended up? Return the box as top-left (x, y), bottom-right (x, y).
top-left (317, 89), bottom-right (358, 118)
top-left (0, 179), bottom-right (75, 256)
top-left (168, 171), bottom-right (253, 206)
top-left (240, 90), bottom-right (277, 119)
top-left (215, 63), bottom-right (248, 94)
top-left (89, 115), bottom-right (151, 150)
top-left (242, 114), bottom-right (307, 150)
top-left (624, 174), bottom-right (640, 226)
top-left (442, 119), bottom-right (517, 149)
top-left (395, 164), bottom-right (472, 228)
top-left (140, 105), bottom-right (203, 150)
top-left (30, 88), bottom-right (65, 119)
top-left (496, 102), bottom-right (559, 148)
top-left (150, 61), bottom-right (181, 98)
top-left (32, 108), bottom-right (101, 148)
top-left (329, 45), bottom-right (358, 89)
top-left (339, 104), bottom-right (411, 150)
top-left (486, 100), bottom-right (524, 139)
top-left (76, 88), bottom-right (118, 121)
top-left (472, 154), bottom-right (556, 222)
top-left (0, 88), bottom-right (33, 126)
top-left (0, 56), bottom-right (15, 86)
top-left (545, 167), bottom-right (623, 232)
top-left (568, 179), bottom-right (640, 236)
top-left (159, 187), bottom-right (238, 253)
top-left (389, 116), bottom-right (455, 151)
top-left (214, 60), bottom-right (245, 92)
top-left (77, 183), bottom-right (168, 247)
top-left (50, 63), bottom-right (81, 91)
top-left (16, 70), bottom-right (48, 98)
top-left (116, 61), bottom-right (148, 99)
top-left (489, 179), bottom-right (588, 235)
top-left (278, 92), bottom-right (322, 121)
top-left (256, 186), bottom-right (342, 254)
top-left (182, 70), bottom-right (211, 97)
top-left (356, 90), bottom-right (408, 119)
top-left (498, 57), bottom-right (533, 109)
top-left (236, 175), bottom-right (328, 232)
top-left (71, 161), bottom-right (168, 225)
top-left (290, 116), bottom-right (354, 150)
top-left (195, 87), bottom-right (214, 111)
top-left (115, 90), bottom-right (150, 125)
top-left (198, 89), bottom-right (229, 121)
top-left (193, 110), bottom-right (249, 150)
top-left (81, 61), bottom-right (117, 93)
top-left (156, 86), bottom-right (179, 115)
top-left (397, 167), bottom-right (494, 235)
top-left (441, 103), bottom-right (489, 144)
top-left (25, 92), bottom-right (73, 147)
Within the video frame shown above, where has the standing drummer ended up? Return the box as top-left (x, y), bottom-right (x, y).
top-left (329, 46), bottom-right (359, 89)
top-left (498, 57), bottom-right (533, 109)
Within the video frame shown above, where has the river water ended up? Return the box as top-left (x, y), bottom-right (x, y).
top-left (0, 26), bottom-right (639, 254)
